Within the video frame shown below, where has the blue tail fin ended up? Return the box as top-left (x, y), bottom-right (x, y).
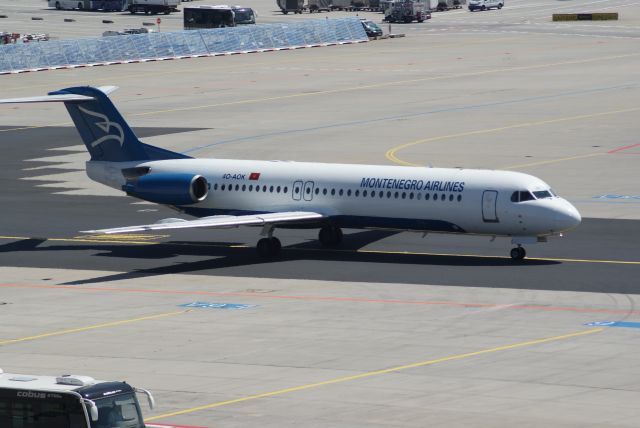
top-left (48, 86), bottom-right (189, 162)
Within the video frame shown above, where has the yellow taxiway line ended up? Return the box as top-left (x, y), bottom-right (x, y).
top-left (146, 327), bottom-right (604, 421)
top-left (0, 309), bottom-right (190, 346)
top-left (385, 106), bottom-right (640, 167)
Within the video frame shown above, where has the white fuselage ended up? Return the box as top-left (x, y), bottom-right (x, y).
top-left (87, 158), bottom-right (581, 238)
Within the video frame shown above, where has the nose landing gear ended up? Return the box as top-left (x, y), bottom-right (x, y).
top-left (510, 246), bottom-right (526, 260)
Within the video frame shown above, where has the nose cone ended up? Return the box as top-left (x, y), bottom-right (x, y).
top-left (555, 199), bottom-right (582, 232)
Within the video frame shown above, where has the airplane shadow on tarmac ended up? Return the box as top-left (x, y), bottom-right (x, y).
top-left (0, 230), bottom-right (559, 287)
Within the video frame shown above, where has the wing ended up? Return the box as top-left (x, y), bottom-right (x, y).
top-left (82, 211), bottom-right (325, 234)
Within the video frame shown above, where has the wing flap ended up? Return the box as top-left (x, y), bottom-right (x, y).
top-left (82, 211), bottom-right (325, 234)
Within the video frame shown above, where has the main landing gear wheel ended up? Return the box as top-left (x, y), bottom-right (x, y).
top-left (257, 237), bottom-right (281, 257)
top-left (318, 225), bottom-right (343, 247)
top-left (510, 246), bottom-right (526, 260)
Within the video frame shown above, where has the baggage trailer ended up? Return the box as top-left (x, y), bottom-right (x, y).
top-left (277, 0), bottom-right (304, 14)
top-left (437, 0), bottom-right (465, 10)
top-left (384, 0), bottom-right (429, 22)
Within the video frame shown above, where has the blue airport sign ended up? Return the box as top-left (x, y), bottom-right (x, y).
top-left (585, 321), bottom-right (640, 328)
top-left (179, 302), bottom-right (258, 310)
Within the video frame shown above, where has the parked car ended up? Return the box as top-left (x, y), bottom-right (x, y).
top-left (468, 0), bottom-right (503, 11)
top-left (361, 19), bottom-right (383, 37)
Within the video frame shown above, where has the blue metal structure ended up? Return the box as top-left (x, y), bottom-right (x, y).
top-left (0, 18), bottom-right (368, 74)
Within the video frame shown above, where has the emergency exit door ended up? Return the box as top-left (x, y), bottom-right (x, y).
top-left (482, 190), bottom-right (499, 223)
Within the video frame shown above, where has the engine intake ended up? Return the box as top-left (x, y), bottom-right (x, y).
top-left (123, 173), bottom-right (208, 206)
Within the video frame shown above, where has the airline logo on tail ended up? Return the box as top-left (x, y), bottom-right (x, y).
top-left (78, 106), bottom-right (124, 148)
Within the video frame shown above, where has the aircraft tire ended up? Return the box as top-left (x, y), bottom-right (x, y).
top-left (257, 237), bottom-right (281, 257)
top-left (319, 225), bottom-right (343, 247)
top-left (510, 247), bottom-right (526, 260)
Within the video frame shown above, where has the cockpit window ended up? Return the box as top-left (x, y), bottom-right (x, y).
top-left (510, 191), bottom-right (535, 203)
top-left (533, 190), bottom-right (553, 199)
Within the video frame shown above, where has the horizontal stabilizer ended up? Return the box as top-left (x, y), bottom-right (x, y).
top-left (0, 94), bottom-right (95, 104)
top-left (0, 86), bottom-right (118, 105)
top-left (82, 211), bottom-right (325, 234)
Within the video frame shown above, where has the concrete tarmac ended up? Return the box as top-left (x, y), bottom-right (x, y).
top-left (1, 0), bottom-right (640, 426)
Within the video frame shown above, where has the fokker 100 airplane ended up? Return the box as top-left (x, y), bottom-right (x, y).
top-left (1, 86), bottom-right (581, 260)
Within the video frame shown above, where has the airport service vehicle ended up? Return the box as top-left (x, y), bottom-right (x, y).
top-left (468, 0), bottom-right (503, 10)
top-left (0, 369), bottom-right (154, 428)
top-left (384, 0), bottom-right (429, 23)
top-left (308, 0), bottom-right (332, 12)
top-left (277, 0), bottom-right (304, 14)
top-left (0, 86), bottom-right (581, 260)
top-left (128, 0), bottom-right (180, 14)
top-left (48, 0), bottom-right (127, 11)
top-left (184, 5), bottom-right (256, 29)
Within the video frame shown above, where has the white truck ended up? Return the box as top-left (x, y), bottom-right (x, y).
top-left (128, 0), bottom-right (181, 14)
top-left (0, 369), bottom-right (155, 428)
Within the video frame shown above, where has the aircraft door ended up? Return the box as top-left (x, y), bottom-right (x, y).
top-left (292, 180), bottom-right (303, 201)
top-left (482, 190), bottom-right (499, 223)
top-left (303, 181), bottom-right (315, 201)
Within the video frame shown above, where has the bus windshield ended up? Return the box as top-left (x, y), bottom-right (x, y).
top-left (91, 393), bottom-right (144, 428)
top-left (232, 8), bottom-right (256, 24)
top-left (0, 389), bottom-right (88, 428)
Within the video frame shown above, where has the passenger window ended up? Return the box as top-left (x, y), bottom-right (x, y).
top-left (339, 189), bottom-right (344, 196)
top-left (249, 185), bottom-right (253, 191)
top-left (379, 191), bottom-right (383, 198)
top-left (294, 186), bottom-right (299, 193)
top-left (441, 194), bottom-right (445, 201)
top-left (347, 189), bottom-right (352, 196)
top-left (394, 192), bottom-right (399, 199)
top-left (457, 194), bottom-right (462, 202)
top-left (409, 193), bottom-right (414, 200)
top-left (425, 193), bottom-right (430, 200)
top-left (269, 186), bottom-right (274, 193)
top-left (214, 184), bottom-right (218, 190)
top-left (235, 184), bottom-right (239, 191)
top-left (315, 188), bottom-right (320, 195)
top-left (449, 194), bottom-right (453, 201)
top-left (387, 191), bottom-right (391, 198)
top-left (323, 188), bottom-right (328, 195)
top-left (263, 185), bottom-right (267, 192)
top-left (284, 186), bottom-right (288, 193)
top-left (276, 186), bottom-right (281, 193)
top-left (433, 194), bottom-right (438, 201)
top-left (256, 186), bottom-right (260, 192)
top-left (363, 190), bottom-right (367, 197)
top-left (401, 192), bottom-right (406, 199)
top-left (417, 193), bottom-right (421, 200)
top-left (242, 184), bottom-right (246, 191)
top-left (331, 189), bottom-right (336, 196)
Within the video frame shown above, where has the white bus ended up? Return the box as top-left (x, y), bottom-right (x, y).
top-left (0, 369), bottom-right (154, 428)
top-left (48, 1), bottom-right (127, 11)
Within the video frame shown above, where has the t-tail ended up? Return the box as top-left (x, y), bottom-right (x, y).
top-left (0, 86), bottom-right (190, 162)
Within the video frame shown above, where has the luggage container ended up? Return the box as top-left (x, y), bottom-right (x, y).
top-left (308, 0), bottom-right (332, 12)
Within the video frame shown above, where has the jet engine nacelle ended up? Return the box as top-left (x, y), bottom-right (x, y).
top-left (123, 173), bottom-right (208, 205)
